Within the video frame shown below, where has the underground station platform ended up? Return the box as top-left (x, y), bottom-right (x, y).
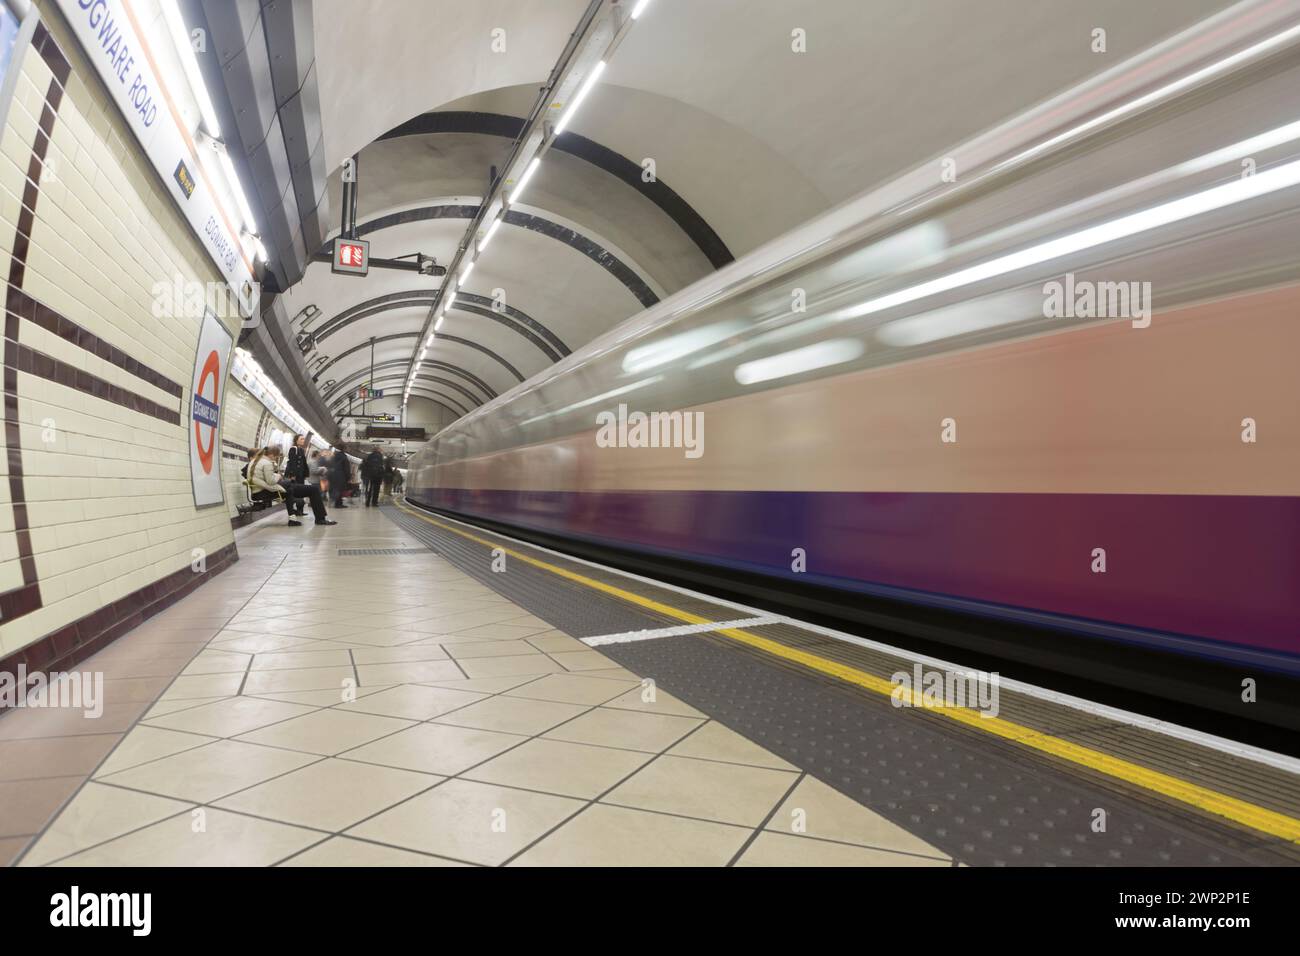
top-left (6, 504), bottom-right (1296, 874)
top-left (3, 0), bottom-right (1300, 940)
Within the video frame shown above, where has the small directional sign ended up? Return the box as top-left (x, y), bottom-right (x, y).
top-left (333, 237), bottom-right (370, 276)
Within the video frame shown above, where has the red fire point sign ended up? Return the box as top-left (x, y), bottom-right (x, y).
top-left (333, 237), bottom-right (370, 275)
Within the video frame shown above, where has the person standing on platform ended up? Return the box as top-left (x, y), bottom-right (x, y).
top-left (284, 434), bottom-right (309, 516)
top-left (361, 445), bottom-right (385, 507)
top-left (330, 447), bottom-right (352, 508)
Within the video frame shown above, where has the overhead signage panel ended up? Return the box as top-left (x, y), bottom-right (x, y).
top-left (333, 237), bottom-right (369, 276)
top-left (54, 0), bottom-right (259, 318)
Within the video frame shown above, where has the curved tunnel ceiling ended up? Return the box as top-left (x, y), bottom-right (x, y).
top-left (293, 0), bottom-right (1236, 437)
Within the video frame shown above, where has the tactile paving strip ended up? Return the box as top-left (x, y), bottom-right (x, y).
top-left (608, 633), bottom-right (1294, 866)
top-left (385, 505), bottom-right (1300, 866)
top-left (336, 548), bottom-right (435, 556)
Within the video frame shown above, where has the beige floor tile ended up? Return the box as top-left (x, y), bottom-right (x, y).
top-left (250, 649), bottom-right (356, 670)
top-left (506, 673), bottom-right (640, 706)
top-left (346, 779), bottom-right (582, 866)
top-left (445, 640), bottom-right (540, 659)
top-left (236, 709), bottom-right (415, 756)
top-left (241, 666), bottom-right (358, 695)
top-left (0, 700), bottom-right (148, 738)
top-left (549, 650), bottom-right (619, 672)
top-left (501, 614), bottom-right (554, 629)
top-left (94, 726), bottom-right (217, 776)
top-left (143, 696), bottom-right (317, 738)
top-left (510, 803), bottom-right (750, 867)
top-left (421, 609), bottom-right (526, 631)
top-left (434, 696), bottom-right (587, 736)
top-left (349, 644), bottom-right (449, 664)
top-left (98, 676), bottom-right (176, 703)
top-left (159, 673), bottom-right (245, 700)
top-left (180, 650), bottom-right (252, 675)
top-left (336, 684), bottom-right (487, 720)
top-left (736, 831), bottom-right (951, 867)
top-left (465, 738), bottom-right (651, 799)
top-left (355, 660), bottom-right (465, 684)
top-left (605, 755), bottom-right (797, 827)
top-left (668, 721), bottom-right (797, 770)
top-left (454, 623), bottom-right (554, 641)
top-left (525, 633), bottom-right (588, 653)
top-left (0, 775), bottom-right (82, 836)
top-left (765, 776), bottom-right (947, 858)
top-left (0, 735), bottom-right (121, 781)
top-left (20, 783), bottom-right (192, 866)
top-left (602, 685), bottom-right (705, 718)
top-left (143, 696), bottom-right (228, 719)
top-left (457, 654), bottom-right (564, 679)
top-left (343, 723), bottom-right (525, 775)
top-left (243, 685), bottom-right (393, 707)
top-left (579, 666), bottom-right (643, 682)
top-left (98, 739), bottom-right (319, 803)
top-left (279, 836), bottom-right (470, 867)
top-left (209, 634), bottom-right (320, 654)
top-left (422, 675), bottom-right (544, 694)
top-left (543, 707), bottom-right (702, 753)
top-left (53, 808), bottom-right (322, 866)
top-left (332, 629), bottom-right (429, 648)
top-left (275, 621), bottom-right (372, 640)
top-left (215, 758), bottom-right (439, 830)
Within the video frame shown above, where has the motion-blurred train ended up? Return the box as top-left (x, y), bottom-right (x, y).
top-left (409, 1), bottom-right (1300, 726)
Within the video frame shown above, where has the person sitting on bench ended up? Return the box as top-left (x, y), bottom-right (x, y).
top-left (248, 446), bottom-right (336, 527)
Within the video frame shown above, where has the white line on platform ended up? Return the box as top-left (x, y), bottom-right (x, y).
top-left (582, 617), bottom-right (782, 646)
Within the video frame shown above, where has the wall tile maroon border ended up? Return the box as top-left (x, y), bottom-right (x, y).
top-left (0, 542), bottom-right (239, 716)
top-left (9, 286), bottom-right (183, 399)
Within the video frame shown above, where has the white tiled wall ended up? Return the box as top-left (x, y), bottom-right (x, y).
top-left (0, 5), bottom-right (241, 656)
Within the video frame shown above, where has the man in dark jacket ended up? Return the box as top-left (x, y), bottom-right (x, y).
top-left (330, 447), bottom-right (352, 508)
top-left (284, 435), bottom-right (309, 515)
top-left (361, 446), bottom-right (385, 507)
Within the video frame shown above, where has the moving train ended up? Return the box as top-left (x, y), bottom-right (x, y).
top-left (409, 1), bottom-right (1300, 725)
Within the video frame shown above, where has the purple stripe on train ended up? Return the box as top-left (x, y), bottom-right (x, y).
top-left (411, 487), bottom-right (1300, 667)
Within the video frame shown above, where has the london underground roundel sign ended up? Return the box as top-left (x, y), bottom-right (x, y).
top-left (189, 310), bottom-right (234, 508)
top-left (193, 348), bottom-right (221, 474)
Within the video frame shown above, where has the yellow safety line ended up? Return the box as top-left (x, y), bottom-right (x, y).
top-left (395, 500), bottom-right (1300, 843)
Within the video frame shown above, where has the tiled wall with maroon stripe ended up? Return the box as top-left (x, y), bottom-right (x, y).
top-left (0, 4), bottom-right (242, 662)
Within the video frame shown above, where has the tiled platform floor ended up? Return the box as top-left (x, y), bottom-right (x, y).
top-left (6, 506), bottom-right (953, 867)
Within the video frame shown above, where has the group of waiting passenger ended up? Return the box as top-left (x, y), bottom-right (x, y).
top-left (242, 436), bottom-right (404, 526)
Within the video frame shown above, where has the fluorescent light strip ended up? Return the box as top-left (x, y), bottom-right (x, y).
top-left (459, 261), bottom-right (474, 285)
top-left (995, 24), bottom-right (1300, 175)
top-left (434, 314), bottom-right (445, 332)
top-left (631, 0), bottom-right (653, 19)
top-left (519, 375), bottom-right (663, 427)
top-left (217, 146), bottom-right (255, 227)
top-left (161, 0), bottom-right (221, 137)
top-left (510, 157), bottom-right (542, 205)
top-left (735, 340), bottom-right (865, 385)
top-left (833, 158), bottom-right (1300, 323)
top-left (479, 217), bottom-right (503, 251)
top-left (555, 60), bottom-right (606, 135)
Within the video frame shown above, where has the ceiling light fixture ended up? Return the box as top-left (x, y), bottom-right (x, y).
top-left (555, 60), bottom-right (606, 135)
